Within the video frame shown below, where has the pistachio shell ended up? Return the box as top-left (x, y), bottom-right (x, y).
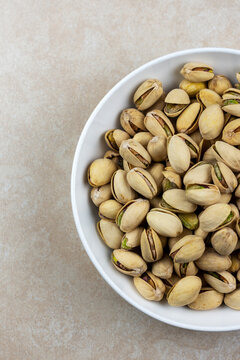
top-left (199, 203), bottom-right (233, 232)
top-left (176, 102), bottom-right (201, 134)
top-left (146, 208), bottom-right (183, 237)
top-left (99, 199), bottom-right (122, 221)
top-left (133, 271), bottom-right (165, 301)
top-left (144, 110), bottom-right (175, 138)
top-left (174, 261), bottom-right (198, 278)
top-left (147, 92), bottom-right (166, 112)
top-left (152, 254), bottom-right (173, 279)
top-left (183, 162), bottom-right (212, 186)
top-left (134, 79), bottom-right (163, 111)
top-left (195, 248), bottom-right (232, 272)
top-left (228, 253), bottom-right (240, 273)
top-left (170, 235), bottom-right (205, 263)
top-left (167, 276), bottom-right (202, 307)
top-left (222, 102), bottom-right (240, 117)
top-left (116, 199), bottom-right (150, 232)
top-left (121, 227), bottom-right (143, 249)
top-left (176, 133), bottom-right (199, 159)
top-left (194, 226), bottom-right (208, 240)
top-left (165, 88), bottom-right (190, 105)
top-left (123, 159), bottom-right (135, 172)
top-left (111, 169), bottom-right (137, 204)
top-left (212, 141), bottom-right (240, 172)
top-left (88, 158), bottom-right (117, 187)
top-left (162, 189), bottom-right (197, 213)
top-left (162, 170), bottom-right (182, 191)
top-left (211, 192), bottom-right (232, 205)
top-left (140, 228), bottom-right (163, 262)
top-left (179, 79), bottom-right (206, 97)
top-left (104, 150), bottom-right (123, 168)
top-left (168, 228), bottom-right (192, 250)
top-left (97, 220), bottom-right (123, 249)
top-left (188, 289), bottom-right (223, 310)
top-left (200, 140), bottom-right (215, 162)
top-left (222, 87), bottom-right (240, 100)
top-left (126, 168), bottom-right (158, 199)
top-left (120, 108), bottom-right (146, 136)
top-left (185, 183), bottom-right (221, 206)
top-left (180, 62), bottom-right (214, 82)
top-left (178, 213), bottom-right (199, 230)
top-left (147, 135), bottom-right (167, 162)
top-left (208, 75), bottom-right (232, 95)
top-left (211, 162), bottom-right (238, 194)
top-left (190, 129), bottom-right (203, 145)
top-left (222, 118), bottom-right (240, 145)
top-left (112, 249), bottom-right (147, 276)
top-left (211, 227), bottom-right (238, 256)
top-left (167, 135), bottom-right (191, 174)
top-left (133, 131), bottom-right (153, 148)
top-left (199, 104), bottom-right (224, 140)
top-left (224, 289), bottom-right (240, 310)
top-left (119, 139), bottom-right (151, 169)
top-left (148, 163), bottom-right (164, 193)
top-left (90, 184), bottom-right (112, 207)
top-left (197, 88), bottom-right (222, 107)
top-left (105, 129), bottom-right (130, 150)
top-left (204, 271), bottom-right (236, 293)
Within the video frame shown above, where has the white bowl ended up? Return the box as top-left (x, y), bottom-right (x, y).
top-left (71, 48), bottom-right (240, 331)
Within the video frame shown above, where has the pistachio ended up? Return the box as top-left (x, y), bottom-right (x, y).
top-left (162, 189), bottom-right (197, 213)
top-left (178, 213), bottom-right (199, 230)
top-left (179, 79), bottom-right (206, 97)
top-left (119, 139), bottom-right (151, 169)
top-left (204, 271), bottom-right (236, 293)
top-left (99, 199), bottom-right (122, 221)
top-left (183, 162), bottom-right (212, 186)
top-left (188, 289), bottom-right (223, 310)
top-left (167, 135), bottom-right (191, 174)
top-left (199, 203), bottom-right (234, 232)
top-left (180, 62), bottom-right (214, 82)
top-left (199, 104), bottom-right (224, 140)
top-left (152, 254), bottom-right (173, 279)
top-left (211, 141), bottom-right (240, 172)
top-left (197, 88), bottom-right (222, 107)
top-left (111, 169), bottom-right (137, 204)
top-left (211, 162), bottom-right (237, 193)
top-left (222, 118), bottom-right (240, 145)
top-left (208, 75), bottom-right (232, 95)
top-left (123, 159), bottom-right (135, 172)
top-left (210, 192), bottom-right (232, 205)
top-left (104, 150), bottom-right (123, 168)
top-left (185, 183), bottom-right (220, 206)
top-left (147, 92), bottom-right (166, 112)
top-left (168, 228), bottom-right (192, 250)
top-left (228, 254), bottom-right (240, 273)
top-left (97, 220), bottom-right (123, 249)
top-left (162, 169), bottom-right (182, 191)
top-left (147, 135), bottom-right (167, 162)
top-left (190, 129), bottom-right (203, 145)
top-left (116, 199), bottom-right (150, 232)
top-left (174, 261), bottom-right (198, 278)
top-left (162, 274), bottom-right (180, 294)
top-left (195, 248), bottom-right (232, 272)
top-left (121, 227), bottom-right (143, 250)
top-left (164, 89), bottom-right (190, 117)
top-left (88, 158), bottom-right (117, 187)
top-left (140, 228), bottom-right (163, 262)
top-left (222, 89), bottom-right (240, 117)
top-left (176, 102), bottom-right (201, 134)
top-left (176, 133), bottom-right (199, 159)
top-left (211, 227), bottom-right (238, 256)
top-left (170, 235), bottom-right (205, 263)
top-left (224, 289), bottom-right (240, 310)
top-left (167, 276), bottom-right (202, 306)
top-left (90, 184), bottom-right (112, 207)
top-left (194, 226), bottom-right (208, 240)
top-left (148, 163), bottom-right (164, 194)
top-left (133, 271), bottom-right (165, 301)
top-left (126, 167), bottom-right (158, 199)
top-left (105, 129), bottom-right (130, 151)
top-left (112, 249), bottom-right (147, 276)
top-left (120, 108), bottom-right (146, 136)
top-left (133, 131), bottom-right (153, 148)
top-left (222, 87), bottom-right (240, 100)
top-left (144, 110), bottom-right (175, 138)
top-left (146, 208), bottom-right (183, 237)
top-left (134, 79), bottom-right (163, 110)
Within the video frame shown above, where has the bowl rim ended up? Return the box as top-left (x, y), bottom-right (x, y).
top-left (71, 47), bottom-right (240, 331)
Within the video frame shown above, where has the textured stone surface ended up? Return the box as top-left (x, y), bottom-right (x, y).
top-left (1, 0), bottom-right (240, 359)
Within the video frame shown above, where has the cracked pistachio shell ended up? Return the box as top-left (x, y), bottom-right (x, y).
top-left (162, 170), bottom-right (182, 191)
top-left (140, 228), bottom-right (163, 262)
top-left (148, 163), bottom-right (164, 193)
top-left (180, 62), bottom-right (214, 82)
top-left (183, 162), bottom-right (212, 186)
top-left (229, 253), bottom-right (240, 273)
top-left (164, 89), bottom-right (190, 117)
top-left (199, 203), bottom-right (234, 232)
top-left (147, 135), bottom-right (167, 162)
top-left (212, 141), bottom-right (240, 172)
top-left (112, 249), bottom-right (147, 276)
top-left (120, 108), bottom-right (146, 136)
top-left (147, 92), bottom-right (166, 112)
top-left (123, 159), bottom-right (135, 172)
top-left (169, 228), bottom-right (192, 250)
top-left (190, 129), bottom-right (203, 145)
top-left (176, 102), bottom-right (201, 134)
top-left (211, 227), bottom-right (238, 256)
top-left (208, 75), bottom-right (232, 95)
top-left (126, 167), bottom-right (158, 199)
top-left (133, 131), bottom-right (153, 148)
top-left (121, 227), bottom-right (143, 250)
top-left (179, 79), bottom-right (206, 97)
top-left (119, 139), bottom-right (151, 169)
top-left (186, 183), bottom-right (221, 206)
top-left (105, 129), bottom-right (130, 151)
top-left (222, 118), bottom-right (240, 145)
top-left (152, 254), bottom-right (173, 279)
top-left (211, 162), bottom-right (237, 193)
top-left (199, 104), bottom-right (224, 140)
top-left (196, 248), bottom-right (232, 272)
top-left (178, 213), bottom-right (199, 230)
top-left (170, 235), bottom-right (205, 263)
top-left (144, 110), bottom-right (175, 138)
top-left (104, 150), bottom-right (123, 168)
top-left (99, 199), bottom-right (122, 221)
top-left (162, 274), bottom-right (180, 295)
top-left (167, 276), bottom-right (202, 307)
top-left (90, 184), bottom-right (112, 207)
top-left (97, 219), bottom-right (123, 249)
top-left (147, 208), bottom-right (183, 237)
top-left (167, 135), bottom-right (191, 174)
top-left (88, 159), bottom-right (117, 187)
top-left (222, 90), bottom-right (240, 116)
top-left (188, 289), bottom-right (223, 310)
top-left (116, 199), bottom-right (150, 232)
top-left (197, 88), bottom-right (222, 107)
top-left (204, 271), bottom-right (236, 294)
top-left (176, 133), bottom-right (199, 159)
top-left (133, 79), bottom-right (163, 111)
top-left (162, 189), bottom-right (197, 213)
top-left (174, 261), bottom-right (198, 278)
top-left (224, 289), bottom-right (240, 310)
top-left (133, 271), bottom-right (165, 301)
top-left (111, 170), bottom-right (136, 204)
top-left (222, 87), bottom-right (240, 100)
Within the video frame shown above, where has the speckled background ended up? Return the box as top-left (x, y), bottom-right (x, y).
top-left (1, 0), bottom-right (240, 359)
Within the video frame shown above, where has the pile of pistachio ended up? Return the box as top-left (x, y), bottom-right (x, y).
top-left (87, 62), bottom-right (240, 310)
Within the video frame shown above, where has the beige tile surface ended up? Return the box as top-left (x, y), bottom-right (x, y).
top-left (1, 0), bottom-right (240, 359)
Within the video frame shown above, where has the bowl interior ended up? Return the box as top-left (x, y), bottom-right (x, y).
top-left (72, 48), bottom-right (240, 331)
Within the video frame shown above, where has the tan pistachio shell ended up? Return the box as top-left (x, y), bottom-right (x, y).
top-left (183, 162), bottom-right (212, 186)
top-left (190, 129), bottom-right (203, 145)
top-left (168, 228), bottom-right (192, 250)
top-left (133, 79), bottom-right (163, 111)
top-left (199, 203), bottom-right (233, 232)
top-left (162, 170), bottom-right (182, 191)
top-left (179, 79), bottom-right (206, 97)
top-left (188, 289), bottom-right (223, 310)
top-left (164, 89), bottom-right (190, 117)
top-left (104, 150), bottom-right (123, 168)
top-left (111, 169), bottom-right (137, 204)
top-left (222, 103), bottom-right (240, 117)
top-left (194, 226), bottom-right (208, 240)
top-left (180, 62), bottom-right (214, 82)
top-left (167, 276), bottom-right (202, 307)
top-left (147, 91), bottom-right (166, 112)
top-left (119, 139), bottom-right (151, 169)
top-left (90, 184), bottom-right (112, 207)
top-left (170, 235), bottom-right (205, 263)
top-left (147, 135), bottom-right (167, 162)
top-left (140, 228), bottom-right (163, 262)
top-left (88, 158), bottom-right (117, 187)
top-left (211, 162), bottom-right (238, 193)
top-left (176, 102), bottom-right (201, 134)
top-left (148, 163), bottom-right (164, 194)
top-left (204, 271), bottom-right (236, 294)
top-left (222, 87), bottom-right (240, 100)
top-left (211, 227), bottom-right (238, 256)
top-left (105, 129), bottom-right (130, 151)
top-left (167, 135), bottom-right (191, 174)
top-left (174, 261), bottom-right (198, 278)
top-left (185, 183), bottom-right (221, 206)
top-left (116, 199), bottom-right (150, 232)
top-left (121, 227), bottom-right (143, 249)
top-left (144, 110), bottom-right (175, 138)
top-left (176, 133), bottom-right (199, 159)
top-left (162, 189), bottom-right (197, 213)
top-left (133, 131), bottom-right (153, 148)
top-left (199, 104), bottom-right (224, 140)
top-left (152, 254), bottom-right (173, 279)
top-left (97, 220), bottom-right (123, 249)
top-left (195, 248), bottom-right (232, 272)
top-left (224, 289), bottom-right (240, 310)
top-left (197, 88), bottom-right (222, 107)
top-left (99, 199), bottom-right (122, 221)
top-left (120, 108), bottom-right (146, 136)
top-left (123, 159), bottom-right (135, 172)
top-left (112, 249), bottom-right (147, 276)
top-left (126, 167), bottom-right (158, 199)
top-left (133, 271), bottom-right (165, 301)
top-left (222, 118), bottom-right (240, 145)
top-left (211, 141), bottom-right (240, 172)
top-left (146, 208), bottom-right (183, 237)
top-left (208, 75), bottom-right (232, 95)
